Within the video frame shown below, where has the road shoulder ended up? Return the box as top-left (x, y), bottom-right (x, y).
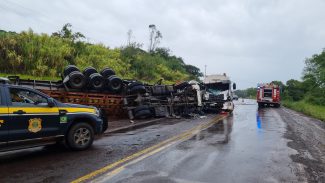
top-left (279, 107), bottom-right (325, 182)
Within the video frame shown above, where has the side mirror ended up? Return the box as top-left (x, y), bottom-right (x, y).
top-left (233, 83), bottom-right (236, 90)
top-left (47, 98), bottom-right (55, 107)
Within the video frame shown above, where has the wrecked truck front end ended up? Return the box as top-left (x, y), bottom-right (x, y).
top-left (203, 74), bottom-right (236, 113)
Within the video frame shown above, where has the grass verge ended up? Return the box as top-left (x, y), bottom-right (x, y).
top-left (282, 100), bottom-right (325, 122)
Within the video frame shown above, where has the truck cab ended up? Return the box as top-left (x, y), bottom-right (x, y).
top-left (203, 74), bottom-right (236, 112)
top-left (257, 83), bottom-right (281, 108)
top-left (0, 81), bottom-right (104, 152)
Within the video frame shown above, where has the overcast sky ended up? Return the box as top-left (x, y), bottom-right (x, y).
top-left (1, 0), bottom-right (325, 89)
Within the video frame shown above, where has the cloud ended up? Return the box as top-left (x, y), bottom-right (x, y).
top-left (1, 0), bottom-right (325, 88)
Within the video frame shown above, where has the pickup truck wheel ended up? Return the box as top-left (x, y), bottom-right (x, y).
top-left (67, 122), bottom-right (94, 151)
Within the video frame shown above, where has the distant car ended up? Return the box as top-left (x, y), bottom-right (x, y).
top-left (0, 82), bottom-right (105, 152)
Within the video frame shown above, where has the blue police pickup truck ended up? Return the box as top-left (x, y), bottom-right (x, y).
top-left (0, 81), bottom-right (105, 152)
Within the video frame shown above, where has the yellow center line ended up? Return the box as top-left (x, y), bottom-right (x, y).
top-left (71, 115), bottom-right (227, 183)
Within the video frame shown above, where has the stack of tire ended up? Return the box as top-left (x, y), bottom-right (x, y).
top-left (100, 68), bottom-right (123, 93)
top-left (125, 81), bottom-right (153, 119)
top-left (63, 65), bottom-right (123, 93)
top-left (127, 81), bottom-right (147, 95)
top-left (63, 65), bottom-right (86, 90)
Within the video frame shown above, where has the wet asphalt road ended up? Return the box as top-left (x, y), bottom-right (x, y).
top-left (95, 100), bottom-right (325, 183)
top-left (0, 99), bottom-right (324, 183)
top-left (0, 113), bottom-right (220, 182)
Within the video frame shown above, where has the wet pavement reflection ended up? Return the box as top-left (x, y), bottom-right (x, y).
top-left (105, 100), bottom-right (299, 183)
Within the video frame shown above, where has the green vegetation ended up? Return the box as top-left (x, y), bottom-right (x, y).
top-left (0, 24), bottom-right (202, 84)
top-left (282, 100), bottom-right (325, 121)
top-left (234, 87), bottom-right (256, 99)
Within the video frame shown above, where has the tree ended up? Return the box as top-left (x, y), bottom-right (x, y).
top-left (154, 47), bottom-right (170, 59)
top-left (52, 23), bottom-right (85, 42)
top-left (303, 50), bottom-right (325, 88)
top-left (148, 24), bottom-right (162, 52)
top-left (285, 79), bottom-right (304, 101)
top-left (184, 64), bottom-right (203, 80)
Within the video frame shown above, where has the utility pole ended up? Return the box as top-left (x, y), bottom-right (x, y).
top-left (204, 65), bottom-right (207, 78)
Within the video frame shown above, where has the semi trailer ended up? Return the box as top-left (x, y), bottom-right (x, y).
top-left (6, 65), bottom-right (236, 121)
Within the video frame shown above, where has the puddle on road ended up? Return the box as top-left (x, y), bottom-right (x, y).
top-left (176, 116), bottom-right (234, 151)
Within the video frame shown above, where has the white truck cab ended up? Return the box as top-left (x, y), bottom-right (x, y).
top-left (203, 74), bottom-right (236, 112)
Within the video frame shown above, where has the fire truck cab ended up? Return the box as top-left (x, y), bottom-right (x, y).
top-left (257, 83), bottom-right (280, 108)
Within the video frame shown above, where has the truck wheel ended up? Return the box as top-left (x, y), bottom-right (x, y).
top-left (89, 73), bottom-right (104, 90)
top-left (68, 71), bottom-right (86, 89)
top-left (100, 110), bottom-right (108, 133)
top-left (134, 109), bottom-right (153, 119)
top-left (64, 65), bottom-right (79, 77)
top-left (83, 66), bottom-right (98, 77)
top-left (100, 68), bottom-right (116, 78)
top-left (258, 103), bottom-right (264, 108)
top-left (133, 105), bottom-right (150, 114)
top-left (107, 75), bottom-right (123, 92)
top-left (67, 122), bottom-right (94, 151)
top-left (129, 85), bottom-right (146, 95)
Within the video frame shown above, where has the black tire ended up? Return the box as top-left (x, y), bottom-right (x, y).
top-left (100, 110), bottom-right (108, 133)
top-left (134, 109), bottom-right (153, 119)
top-left (107, 75), bottom-right (123, 92)
top-left (129, 85), bottom-right (146, 95)
top-left (83, 66), bottom-right (98, 77)
top-left (64, 65), bottom-right (79, 77)
top-left (100, 68), bottom-right (116, 78)
top-left (66, 122), bottom-right (94, 151)
top-left (89, 73), bottom-right (104, 90)
top-left (68, 71), bottom-right (86, 89)
top-left (133, 105), bottom-right (150, 114)
top-left (258, 103), bottom-right (264, 108)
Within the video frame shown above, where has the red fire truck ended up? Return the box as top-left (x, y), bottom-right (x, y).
top-left (256, 83), bottom-right (281, 108)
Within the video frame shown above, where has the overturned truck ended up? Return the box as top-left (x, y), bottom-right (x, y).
top-left (7, 65), bottom-right (236, 121)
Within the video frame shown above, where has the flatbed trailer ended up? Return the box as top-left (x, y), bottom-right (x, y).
top-left (6, 76), bottom-right (203, 120)
top-left (7, 76), bottom-right (126, 119)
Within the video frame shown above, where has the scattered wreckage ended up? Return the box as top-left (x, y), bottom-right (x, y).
top-left (7, 66), bottom-right (236, 121)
